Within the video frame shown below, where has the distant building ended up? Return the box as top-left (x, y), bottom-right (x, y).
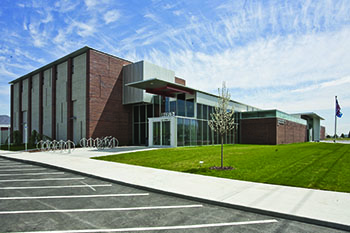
top-left (9, 47), bottom-right (325, 146)
top-left (0, 115), bottom-right (10, 144)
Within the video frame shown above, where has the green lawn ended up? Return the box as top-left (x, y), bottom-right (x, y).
top-left (94, 143), bottom-right (350, 193)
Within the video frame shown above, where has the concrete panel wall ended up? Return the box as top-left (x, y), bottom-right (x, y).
top-left (143, 61), bottom-right (175, 82)
top-left (13, 82), bottom-right (20, 131)
top-left (21, 78), bottom-right (29, 140)
top-left (123, 61), bottom-right (144, 104)
top-left (72, 53), bottom-right (86, 143)
top-left (56, 62), bottom-right (68, 140)
top-left (42, 68), bottom-right (52, 138)
top-left (123, 61), bottom-right (175, 105)
top-left (0, 128), bottom-right (10, 144)
top-left (31, 74), bottom-right (40, 133)
top-left (22, 79), bottom-right (29, 112)
top-left (313, 118), bottom-right (321, 141)
top-left (196, 91), bottom-right (250, 112)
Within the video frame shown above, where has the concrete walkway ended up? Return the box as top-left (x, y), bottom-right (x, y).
top-left (1, 148), bottom-right (349, 231)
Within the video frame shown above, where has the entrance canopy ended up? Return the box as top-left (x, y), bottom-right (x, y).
top-left (126, 78), bottom-right (195, 97)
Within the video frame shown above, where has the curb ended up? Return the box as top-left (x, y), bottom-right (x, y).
top-left (1, 154), bottom-right (349, 231)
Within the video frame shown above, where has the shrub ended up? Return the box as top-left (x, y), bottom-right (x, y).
top-left (13, 130), bottom-right (22, 146)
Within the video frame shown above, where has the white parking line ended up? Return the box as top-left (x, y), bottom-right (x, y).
top-left (0, 172), bottom-right (64, 176)
top-left (0, 177), bottom-right (85, 182)
top-left (0, 193), bottom-right (149, 200)
top-left (0, 204), bottom-right (203, 215)
top-left (0, 168), bottom-right (46, 172)
top-left (0, 165), bottom-right (34, 168)
top-left (9, 220), bottom-right (278, 232)
top-left (0, 184), bottom-right (112, 190)
top-left (80, 181), bottom-right (96, 191)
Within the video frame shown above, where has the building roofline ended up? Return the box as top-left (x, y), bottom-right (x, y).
top-left (127, 78), bottom-right (260, 110)
top-left (292, 112), bottom-right (325, 120)
top-left (9, 46), bottom-right (133, 85)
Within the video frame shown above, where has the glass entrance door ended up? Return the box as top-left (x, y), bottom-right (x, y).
top-left (162, 121), bottom-right (171, 146)
top-left (152, 120), bottom-right (171, 146)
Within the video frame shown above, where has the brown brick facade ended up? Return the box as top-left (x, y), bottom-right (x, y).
top-left (175, 77), bottom-right (186, 86)
top-left (276, 119), bottom-right (307, 144)
top-left (241, 118), bottom-right (307, 145)
top-left (88, 50), bottom-right (132, 145)
top-left (320, 126), bottom-right (326, 140)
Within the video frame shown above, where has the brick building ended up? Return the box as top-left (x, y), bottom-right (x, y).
top-left (9, 46), bottom-right (325, 146)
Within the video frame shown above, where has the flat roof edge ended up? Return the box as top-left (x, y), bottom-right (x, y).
top-left (9, 46), bottom-right (91, 84)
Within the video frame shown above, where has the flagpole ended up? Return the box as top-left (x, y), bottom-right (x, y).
top-left (334, 96), bottom-right (337, 142)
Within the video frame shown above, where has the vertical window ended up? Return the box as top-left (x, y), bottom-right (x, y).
top-left (177, 118), bottom-right (184, 146)
top-left (134, 123), bottom-right (139, 145)
top-left (153, 122), bottom-right (160, 145)
top-left (133, 106), bottom-right (139, 123)
top-left (191, 119), bottom-right (197, 146)
top-left (140, 123), bottom-right (146, 144)
top-left (184, 119), bottom-right (191, 146)
top-left (140, 105), bottom-right (146, 122)
top-left (203, 121), bottom-right (208, 145)
top-left (197, 104), bottom-right (202, 119)
top-left (186, 99), bottom-right (194, 117)
top-left (170, 99), bottom-right (176, 113)
top-left (203, 105), bottom-right (208, 120)
top-left (197, 120), bottom-right (202, 145)
top-left (177, 94), bottom-right (185, 117)
top-left (61, 103), bottom-right (63, 123)
top-left (147, 104), bottom-right (153, 118)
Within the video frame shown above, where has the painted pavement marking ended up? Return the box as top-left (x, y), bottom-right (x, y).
top-left (0, 193), bottom-right (149, 200)
top-left (0, 172), bottom-right (65, 177)
top-left (9, 220), bottom-right (278, 232)
top-left (0, 204), bottom-right (203, 215)
top-left (0, 184), bottom-right (112, 190)
top-left (0, 177), bottom-right (85, 182)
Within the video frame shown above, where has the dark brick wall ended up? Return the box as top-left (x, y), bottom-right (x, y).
top-left (240, 118), bottom-right (277, 145)
top-left (240, 118), bottom-right (307, 145)
top-left (88, 50), bottom-right (132, 145)
top-left (320, 126), bottom-right (326, 140)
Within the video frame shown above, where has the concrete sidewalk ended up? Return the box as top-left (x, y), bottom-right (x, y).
top-left (1, 148), bottom-right (349, 231)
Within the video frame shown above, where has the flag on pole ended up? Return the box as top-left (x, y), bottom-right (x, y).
top-left (336, 98), bottom-right (343, 118)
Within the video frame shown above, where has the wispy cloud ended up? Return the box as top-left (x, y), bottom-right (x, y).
top-left (104, 10), bottom-right (121, 24)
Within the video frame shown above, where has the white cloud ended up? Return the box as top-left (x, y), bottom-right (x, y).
top-left (173, 10), bottom-right (183, 16)
top-left (0, 64), bottom-right (18, 78)
top-left (103, 10), bottom-right (121, 24)
top-left (73, 20), bottom-right (96, 37)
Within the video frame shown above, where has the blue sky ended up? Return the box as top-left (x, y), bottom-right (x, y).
top-left (0, 0), bottom-right (349, 135)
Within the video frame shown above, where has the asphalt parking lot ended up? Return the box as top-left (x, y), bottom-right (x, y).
top-left (0, 157), bottom-right (346, 233)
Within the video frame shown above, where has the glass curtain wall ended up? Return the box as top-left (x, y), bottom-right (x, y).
top-left (176, 103), bottom-right (236, 147)
top-left (133, 94), bottom-right (237, 147)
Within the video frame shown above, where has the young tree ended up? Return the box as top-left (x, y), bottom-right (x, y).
top-left (340, 133), bottom-right (345, 138)
top-left (208, 82), bottom-right (235, 169)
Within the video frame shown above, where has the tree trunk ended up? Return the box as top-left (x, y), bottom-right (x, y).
top-left (221, 134), bottom-right (224, 168)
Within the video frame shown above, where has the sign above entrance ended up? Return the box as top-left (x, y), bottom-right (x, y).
top-left (161, 112), bottom-right (175, 117)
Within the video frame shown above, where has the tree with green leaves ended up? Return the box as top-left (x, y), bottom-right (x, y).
top-left (208, 82), bottom-right (235, 169)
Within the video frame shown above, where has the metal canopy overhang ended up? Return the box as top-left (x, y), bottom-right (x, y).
top-left (295, 112), bottom-right (325, 120)
top-left (126, 78), bottom-right (195, 97)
